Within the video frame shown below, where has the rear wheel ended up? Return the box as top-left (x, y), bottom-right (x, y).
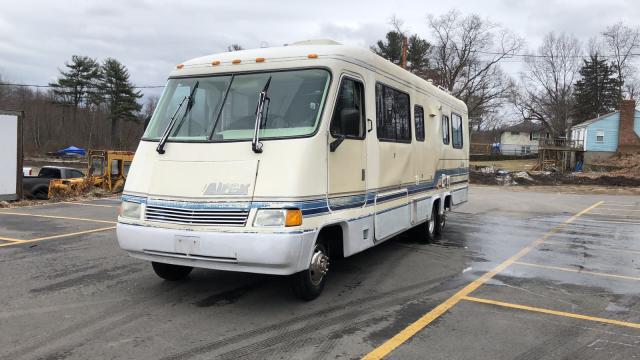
top-left (151, 262), bottom-right (193, 281)
top-left (418, 207), bottom-right (437, 243)
top-left (291, 243), bottom-right (329, 301)
top-left (435, 205), bottom-right (446, 236)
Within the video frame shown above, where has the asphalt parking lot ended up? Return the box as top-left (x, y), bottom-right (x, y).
top-left (0, 186), bottom-right (639, 360)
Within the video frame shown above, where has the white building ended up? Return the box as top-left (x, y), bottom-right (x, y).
top-left (499, 120), bottom-right (550, 155)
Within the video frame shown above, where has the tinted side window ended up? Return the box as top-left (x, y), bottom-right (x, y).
top-left (414, 105), bottom-right (425, 142)
top-left (442, 115), bottom-right (450, 145)
top-left (375, 83), bottom-right (411, 143)
top-left (452, 113), bottom-right (463, 149)
top-left (330, 78), bottom-right (365, 139)
top-left (69, 170), bottom-right (84, 178)
top-left (39, 168), bottom-right (61, 178)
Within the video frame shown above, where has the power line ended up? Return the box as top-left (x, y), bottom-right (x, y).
top-left (0, 83), bottom-right (165, 89)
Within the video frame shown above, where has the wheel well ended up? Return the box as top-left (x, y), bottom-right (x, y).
top-left (444, 195), bottom-right (452, 210)
top-left (316, 224), bottom-right (344, 259)
top-left (433, 198), bottom-right (441, 212)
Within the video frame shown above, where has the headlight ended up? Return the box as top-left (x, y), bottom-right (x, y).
top-left (253, 209), bottom-right (302, 227)
top-left (120, 201), bottom-right (142, 220)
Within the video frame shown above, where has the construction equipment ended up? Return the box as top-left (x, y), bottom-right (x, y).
top-left (86, 150), bottom-right (135, 193)
top-left (48, 150), bottom-right (134, 198)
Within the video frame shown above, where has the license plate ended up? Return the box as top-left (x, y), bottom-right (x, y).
top-left (174, 235), bottom-right (200, 256)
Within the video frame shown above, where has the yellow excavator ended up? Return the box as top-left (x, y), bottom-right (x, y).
top-left (48, 150), bottom-right (134, 198)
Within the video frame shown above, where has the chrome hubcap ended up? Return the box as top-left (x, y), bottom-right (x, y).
top-left (309, 247), bottom-right (329, 286)
top-left (428, 216), bottom-right (435, 234)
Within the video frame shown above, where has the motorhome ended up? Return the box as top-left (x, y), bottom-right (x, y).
top-left (116, 40), bottom-right (469, 300)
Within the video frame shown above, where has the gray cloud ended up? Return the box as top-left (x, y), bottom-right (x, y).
top-left (1, 0), bottom-right (638, 99)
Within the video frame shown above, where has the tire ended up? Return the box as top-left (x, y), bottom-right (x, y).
top-left (291, 243), bottom-right (329, 301)
top-left (151, 261), bottom-right (193, 281)
top-left (34, 187), bottom-right (49, 200)
top-left (417, 206), bottom-right (437, 244)
top-left (434, 204), bottom-right (446, 236)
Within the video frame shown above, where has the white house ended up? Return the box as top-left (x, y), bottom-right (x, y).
top-left (499, 120), bottom-right (550, 155)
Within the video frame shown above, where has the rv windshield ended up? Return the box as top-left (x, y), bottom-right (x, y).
top-left (143, 69), bottom-right (331, 142)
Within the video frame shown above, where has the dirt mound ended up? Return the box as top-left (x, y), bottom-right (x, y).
top-left (591, 153), bottom-right (640, 176)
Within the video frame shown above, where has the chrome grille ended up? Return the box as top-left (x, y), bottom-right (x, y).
top-left (145, 204), bottom-right (249, 226)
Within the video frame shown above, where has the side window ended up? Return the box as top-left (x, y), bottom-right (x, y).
top-left (414, 105), bottom-right (425, 142)
top-left (330, 77), bottom-right (365, 139)
top-left (375, 83), bottom-right (411, 143)
top-left (442, 115), bottom-right (450, 145)
top-left (451, 113), bottom-right (463, 149)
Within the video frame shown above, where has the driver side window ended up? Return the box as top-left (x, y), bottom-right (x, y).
top-left (330, 77), bottom-right (365, 139)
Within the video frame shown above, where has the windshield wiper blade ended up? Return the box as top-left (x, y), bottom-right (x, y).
top-left (251, 76), bottom-right (272, 153)
top-left (156, 81), bottom-right (199, 154)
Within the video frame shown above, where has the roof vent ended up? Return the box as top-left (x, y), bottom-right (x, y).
top-left (289, 39), bottom-right (342, 46)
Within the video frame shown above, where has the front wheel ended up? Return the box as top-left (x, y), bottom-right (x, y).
top-left (291, 243), bottom-right (329, 301)
top-left (151, 262), bottom-right (193, 281)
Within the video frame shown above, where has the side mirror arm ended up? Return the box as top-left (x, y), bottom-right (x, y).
top-left (329, 135), bottom-right (345, 152)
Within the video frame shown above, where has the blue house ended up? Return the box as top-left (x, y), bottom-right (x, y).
top-left (570, 100), bottom-right (640, 164)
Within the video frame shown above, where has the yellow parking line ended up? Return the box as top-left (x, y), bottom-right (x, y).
top-left (542, 240), bottom-right (640, 255)
top-left (572, 218), bottom-right (640, 225)
top-left (360, 200), bottom-right (604, 360)
top-left (595, 208), bottom-right (640, 212)
top-left (462, 296), bottom-right (640, 330)
top-left (0, 211), bottom-right (116, 224)
top-left (543, 240), bottom-right (640, 254)
top-left (0, 237), bottom-right (26, 243)
top-left (60, 201), bottom-right (117, 208)
top-left (513, 261), bottom-right (640, 281)
top-left (0, 226), bottom-right (116, 248)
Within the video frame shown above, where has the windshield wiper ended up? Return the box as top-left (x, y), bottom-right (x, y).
top-left (156, 81), bottom-right (199, 154)
top-left (251, 77), bottom-right (272, 153)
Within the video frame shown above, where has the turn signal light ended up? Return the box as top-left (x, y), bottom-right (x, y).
top-left (255, 57), bottom-right (265, 63)
top-left (285, 209), bottom-right (303, 227)
top-left (211, 60), bottom-right (220, 66)
top-left (176, 64), bottom-right (184, 69)
top-left (232, 59), bottom-right (241, 64)
top-left (308, 53), bottom-right (318, 59)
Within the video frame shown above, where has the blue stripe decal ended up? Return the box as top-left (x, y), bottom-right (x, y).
top-left (123, 167), bottom-right (468, 217)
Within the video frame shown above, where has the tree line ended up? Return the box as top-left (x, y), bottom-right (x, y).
top-left (370, 11), bottom-right (640, 136)
top-left (0, 56), bottom-right (152, 154)
top-left (1, 12), bottom-right (639, 155)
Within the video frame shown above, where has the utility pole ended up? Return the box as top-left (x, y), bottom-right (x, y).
top-left (401, 36), bottom-right (408, 69)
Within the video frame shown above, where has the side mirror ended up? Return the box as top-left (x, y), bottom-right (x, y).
top-left (330, 108), bottom-right (361, 152)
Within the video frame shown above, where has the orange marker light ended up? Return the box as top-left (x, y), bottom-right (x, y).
top-left (284, 209), bottom-right (303, 227)
top-left (255, 57), bottom-right (265, 63)
top-left (176, 64), bottom-right (184, 69)
top-left (308, 53), bottom-right (318, 59)
top-left (211, 60), bottom-right (220, 66)
top-left (232, 59), bottom-right (241, 64)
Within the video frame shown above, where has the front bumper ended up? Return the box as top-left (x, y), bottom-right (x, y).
top-left (116, 223), bottom-right (316, 276)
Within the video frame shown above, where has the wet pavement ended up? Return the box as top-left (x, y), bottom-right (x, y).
top-left (0, 187), bottom-right (639, 359)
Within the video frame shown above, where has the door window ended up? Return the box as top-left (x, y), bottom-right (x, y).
top-left (330, 77), bottom-right (365, 139)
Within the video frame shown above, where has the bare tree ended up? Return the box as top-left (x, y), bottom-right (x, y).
top-left (513, 32), bottom-right (582, 135)
top-left (427, 10), bottom-right (524, 119)
top-left (602, 22), bottom-right (640, 99)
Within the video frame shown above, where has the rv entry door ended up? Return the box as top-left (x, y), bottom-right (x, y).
top-left (327, 76), bottom-right (367, 210)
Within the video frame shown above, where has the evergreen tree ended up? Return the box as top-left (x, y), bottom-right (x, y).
top-left (49, 55), bottom-right (100, 123)
top-left (573, 54), bottom-right (622, 123)
top-left (372, 31), bottom-right (431, 76)
top-left (99, 58), bottom-right (142, 148)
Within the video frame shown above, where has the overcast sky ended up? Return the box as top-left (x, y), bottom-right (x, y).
top-left (1, 0), bottom-right (638, 99)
